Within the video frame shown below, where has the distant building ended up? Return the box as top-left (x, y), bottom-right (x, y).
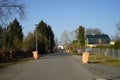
top-left (57, 45), bottom-right (64, 50)
top-left (86, 34), bottom-right (110, 47)
top-left (110, 41), bottom-right (115, 45)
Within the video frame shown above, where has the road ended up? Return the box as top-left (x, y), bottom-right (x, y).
top-left (0, 52), bottom-right (94, 80)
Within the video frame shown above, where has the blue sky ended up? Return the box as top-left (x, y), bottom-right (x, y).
top-left (20, 0), bottom-right (120, 38)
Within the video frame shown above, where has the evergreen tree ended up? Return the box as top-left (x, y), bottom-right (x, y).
top-left (77, 26), bottom-right (85, 48)
top-left (7, 18), bottom-right (23, 51)
top-left (36, 20), bottom-right (48, 52)
top-left (0, 26), bottom-right (8, 51)
top-left (36, 20), bottom-right (55, 53)
top-left (22, 20), bottom-right (55, 53)
top-left (47, 25), bottom-right (55, 52)
top-left (0, 26), bottom-right (4, 50)
top-left (37, 20), bottom-right (48, 38)
top-left (0, 26), bottom-right (3, 49)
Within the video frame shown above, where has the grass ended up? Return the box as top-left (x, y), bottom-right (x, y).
top-left (0, 57), bottom-right (33, 72)
top-left (0, 54), bottom-right (46, 72)
top-left (89, 54), bottom-right (120, 67)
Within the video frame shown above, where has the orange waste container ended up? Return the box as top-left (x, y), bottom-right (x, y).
top-left (82, 52), bottom-right (89, 63)
top-left (66, 50), bottom-right (70, 53)
top-left (32, 51), bottom-right (38, 60)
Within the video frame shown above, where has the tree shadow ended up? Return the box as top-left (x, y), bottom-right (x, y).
top-left (39, 52), bottom-right (70, 60)
top-left (88, 61), bottom-right (101, 64)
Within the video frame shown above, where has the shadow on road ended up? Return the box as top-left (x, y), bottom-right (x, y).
top-left (39, 52), bottom-right (70, 60)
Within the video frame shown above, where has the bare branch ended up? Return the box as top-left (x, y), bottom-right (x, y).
top-left (0, 0), bottom-right (26, 25)
top-left (116, 21), bottom-right (120, 31)
top-left (115, 21), bottom-right (120, 40)
top-left (85, 28), bottom-right (103, 35)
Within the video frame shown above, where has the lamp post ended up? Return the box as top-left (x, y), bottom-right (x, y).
top-left (49, 35), bottom-right (51, 52)
top-left (35, 24), bottom-right (38, 52)
top-left (32, 24), bottom-right (38, 60)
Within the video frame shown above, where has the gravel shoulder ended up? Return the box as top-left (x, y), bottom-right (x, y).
top-left (73, 55), bottom-right (120, 80)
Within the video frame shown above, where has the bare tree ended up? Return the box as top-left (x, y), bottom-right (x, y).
top-left (116, 21), bottom-right (120, 40)
top-left (70, 30), bottom-right (77, 40)
top-left (0, 0), bottom-right (26, 25)
top-left (85, 28), bottom-right (103, 35)
top-left (61, 30), bottom-right (72, 46)
top-left (116, 21), bottom-right (120, 30)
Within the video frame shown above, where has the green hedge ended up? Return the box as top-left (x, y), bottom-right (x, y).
top-left (0, 50), bottom-right (32, 62)
top-left (113, 41), bottom-right (120, 49)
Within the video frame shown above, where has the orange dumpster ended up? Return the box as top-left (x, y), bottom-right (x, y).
top-left (32, 51), bottom-right (38, 60)
top-left (82, 52), bottom-right (89, 63)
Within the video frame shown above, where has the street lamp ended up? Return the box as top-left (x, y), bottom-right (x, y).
top-left (32, 24), bottom-right (38, 60)
top-left (35, 24), bottom-right (38, 52)
top-left (49, 35), bottom-right (51, 52)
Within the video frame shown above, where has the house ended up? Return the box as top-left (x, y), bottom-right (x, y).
top-left (86, 34), bottom-right (110, 47)
top-left (57, 45), bottom-right (64, 50)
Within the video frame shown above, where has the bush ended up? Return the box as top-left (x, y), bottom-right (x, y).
top-left (113, 41), bottom-right (120, 49)
top-left (0, 50), bottom-right (32, 63)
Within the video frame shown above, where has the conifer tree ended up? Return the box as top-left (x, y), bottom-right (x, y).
top-left (22, 20), bottom-right (55, 53)
top-left (47, 25), bottom-right (55, 52)
top-left (77, 26), bottom-right (85, 48)
top-left (36, 20), bottom-right (48, 52)
top-left (36, 20), bottom-right (55, 52)
top-left (7, 18), bottom-right (23, 51)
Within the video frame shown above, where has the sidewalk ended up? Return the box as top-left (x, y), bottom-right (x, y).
top-left (73, 55), bottom-right (120, 80)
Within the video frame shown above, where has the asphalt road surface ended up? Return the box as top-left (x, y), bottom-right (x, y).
top-left (0, 52), bottom-right (95, 80)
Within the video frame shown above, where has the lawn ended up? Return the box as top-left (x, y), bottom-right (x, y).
top-left (89, 53), bottom-right (120, 67)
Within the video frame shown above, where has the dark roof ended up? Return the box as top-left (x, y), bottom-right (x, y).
top-left (86, 34), bottom-right (110, 44)
top-left (86, 34), bottom-right (109, 38)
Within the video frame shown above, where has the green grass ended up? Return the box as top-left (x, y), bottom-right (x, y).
top-left (89, 54), bottom-right (120, 67)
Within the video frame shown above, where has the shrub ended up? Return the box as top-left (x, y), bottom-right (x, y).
top-left (113, 41), bottom-right (120, 49)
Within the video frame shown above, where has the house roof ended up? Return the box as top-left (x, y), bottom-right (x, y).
top-left (86, 34), bottom-right (110, 39)
top-left (86, 34), bottom-right (110, 44)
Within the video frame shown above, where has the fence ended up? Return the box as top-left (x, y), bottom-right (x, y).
top-left (88, 48), bottom-right (120, 59)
